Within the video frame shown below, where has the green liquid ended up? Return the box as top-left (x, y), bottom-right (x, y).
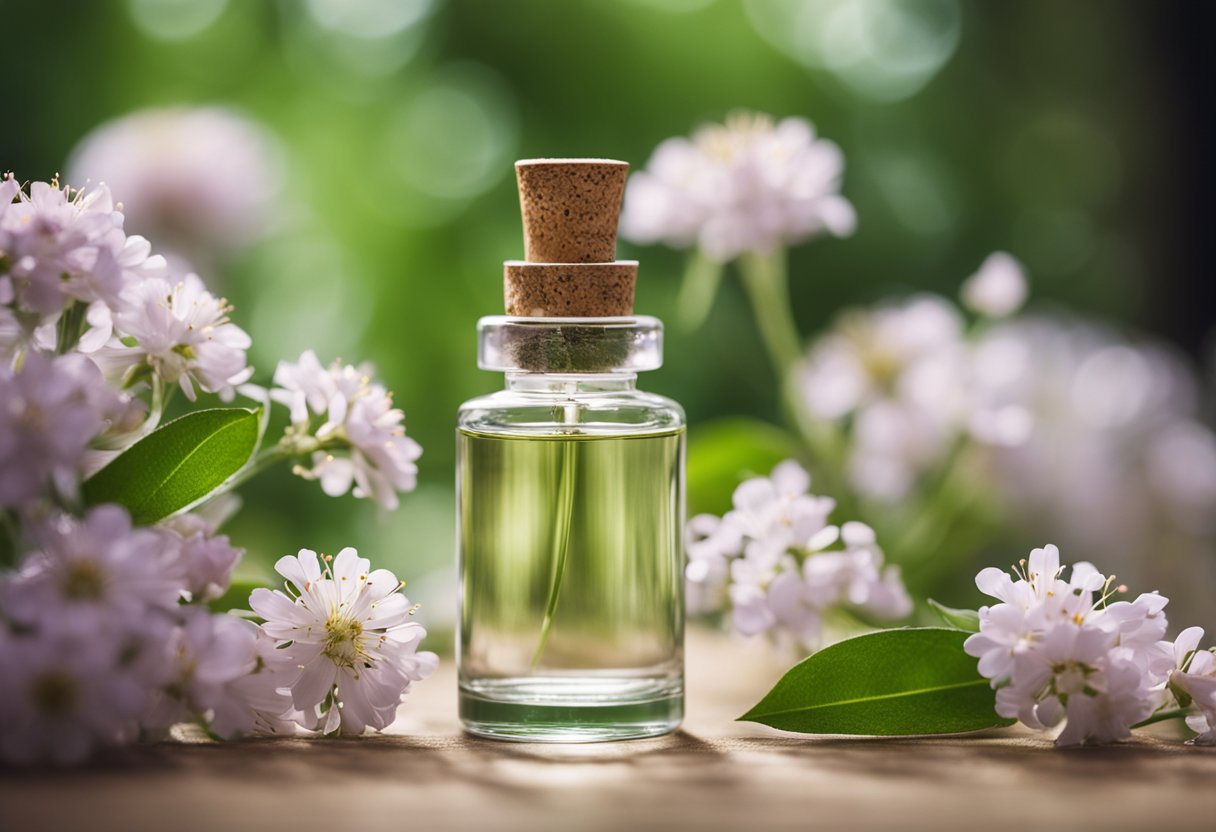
top-left (457, 427), bottom-right (685, 742)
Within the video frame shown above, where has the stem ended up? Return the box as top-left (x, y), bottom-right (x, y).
top-left (738, 250), bottom-right (802, 375)
top-left (675, 252), bottom-right (725, 331)
top-left (737, 249), bottom-right (847, 496)
top-left (1132, 708), bottom-right (1189, 730)
top-left (891, 440), bottom-right (971, 560)
top-left (56, 301), bottom-right (88, 354)
top-left (531, 416), bottom-right (580, 669)
top-left (0, 510), bottom-right (18, 569)
top-left (217, 446), bottom-right (295, 495)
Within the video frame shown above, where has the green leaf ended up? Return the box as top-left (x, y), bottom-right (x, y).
top-left (687, 417), bottom-right (802, 516)
top-left (928, 599), bottom-right (981, 633)
top-left (83, 408), bottom-right (260, 525)
top-left (739, 628), bottom-right (1012, 736)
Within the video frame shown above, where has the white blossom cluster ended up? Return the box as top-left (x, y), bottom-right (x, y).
top-left (798, 253), bottom-right (1034, 503)
top-left (250, 548), bottom-right (437, 735)
top-left (798, 254), bottom-right (1216, 605)
top-left (965, 544), bottom-right (1216, 746)
top-left (687, 460), bottom-right (912, 654)
top-left (0, 173), bottom-right (253, 447)
top-left (1, 174), bottom-right (422, 513)
top-left (270, 350), bottom-right (422, 512)
top-left (0, 505), bottom-right (274, 764)
top-left (619, 113), bottom-right (856, 262)
top-left (1, 176), bottom-right (431, 764)
top-left (973, 316), bottom-right (1216, 607)
top-left (0, 514), bottom-right (434, 763)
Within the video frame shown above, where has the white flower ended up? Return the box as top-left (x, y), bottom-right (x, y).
top-left (209, 625), bottom-right (300, 739)
top-left (249, 548), bottom-right (437, 735)
top-left (684, 513), bottom-right (732, 615)
top-left (0, 171), bottom-right (19, 216)
top-left (689, 460), bottom-right (910, 654)
top-left (0, 352), bottom-right (122, 506)
top-left (67, 107), bottom-right (283, 264)
top-left (160, 512), bottom-right (243, 602)
top-left (142, 608), bottom-right (258, 736)
top-left (1, 505), bottom-right (183, 634)
top-left (0, 625), bottom-right (147, 765)
top-left (1001, 625), bottom-right (1152, 746)
top-left (111, 273), bottom-right (253, 400)
top-left (735, 521), bottom-right (910, 653)
top-left (971, 315), bottom-right (1215, 617)
top-left (797, 295), bottom-right (984, 502)
top-left (800, 295), bottom-right (965, 418)
top-left (1168, 627), bottom-right (1216, 744)
top-left (960, 252), bottom-right (1028, 318)
top-left (620, 113), bottom-right (856, 262)
top-left (271, 350), bottom-right (422, 511)
top-left (723, 459), bottom-right (836, 566)
top-left (0, 179), bottom-right (126, 317)
top-left (729, 581), bottom-right (778, 638)
top-left (965, 546), bottom-right (1170, 746)
top-left (816, 522), bottom-right (913, 619)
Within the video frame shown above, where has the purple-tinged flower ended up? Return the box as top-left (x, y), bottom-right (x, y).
top-left (111, 273), bottom-right (253, 401)
top-left (0, 625), bottom-right (147, 765)
top-left (0, 352), bottom-right (122, 506)
top-left (2, 506), bottom-right (182, 634)
top-left (0, 179), bottom-right (127, 317)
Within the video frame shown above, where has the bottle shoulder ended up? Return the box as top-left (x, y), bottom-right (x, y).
top-left (457, 386), bottom-right (685, 438)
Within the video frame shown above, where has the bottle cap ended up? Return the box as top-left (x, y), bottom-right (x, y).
top-left (505, 159), bottom-right (637, 317)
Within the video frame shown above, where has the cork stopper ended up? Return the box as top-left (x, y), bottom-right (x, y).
top-left (506, 159), bottom-right (636, 317)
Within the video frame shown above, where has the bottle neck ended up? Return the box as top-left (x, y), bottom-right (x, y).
top-left (504, 373), bottom-right (639, 394)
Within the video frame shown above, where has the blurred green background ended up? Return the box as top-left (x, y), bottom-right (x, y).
top-left (2, 0), bottom-right (1211, 627)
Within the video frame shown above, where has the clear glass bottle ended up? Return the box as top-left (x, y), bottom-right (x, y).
top-left (457, 316), bottom-right (685, 742)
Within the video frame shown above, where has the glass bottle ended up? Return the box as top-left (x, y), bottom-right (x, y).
top-left (457, 316), bottom-right (685, 741)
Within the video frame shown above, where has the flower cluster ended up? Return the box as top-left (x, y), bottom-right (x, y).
top-left (964, 544), bottom-right (1215, 746)
top-left (0, 505), bottom-right (289, 764)
top-left (250, 548), bottom-right (437, 735)
top-left (1169, 627), bottom-right (1216, 744)
top-left (67, 106), bottom-right (283, 270)
top-left (973, 315), bottom-right (1216, 613)
top-left (2, 175), bottom-right (421, 511)
top-left (0, 511), bottom-right (433, 763)
top-left (1, 176), bottom-right (431, 764)
top-left (687, 460), bottom-right (911, 654)
top-left (797, 253), bottom-right (1216, 624)
top-left (620, 113), bottom-right (856, 262)
top-left (798, 254), bottom-right (1033, 503)
top-left (270, 350), bottom-right (422, 511)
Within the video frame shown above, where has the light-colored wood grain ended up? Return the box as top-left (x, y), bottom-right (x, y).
top-left (2, 628), bottom-right (1212, 832)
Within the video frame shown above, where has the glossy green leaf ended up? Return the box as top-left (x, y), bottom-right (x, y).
top-left (928, 599), bottom-right (981, 633)
top-left (739, 628), bottom-right (1012, 736)
top-left (83, 408), bottom-right (260, 525)
top-left (687, 417), bottom-right (802, 516)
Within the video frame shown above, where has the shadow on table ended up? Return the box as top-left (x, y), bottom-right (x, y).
top-left (4, 727), bottom-right (1209, 796)
top-left (708, 733), bottom-right (1212, 785)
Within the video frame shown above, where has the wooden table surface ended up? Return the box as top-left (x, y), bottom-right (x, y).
top-left (2, 628), bottom-right (1213, 832)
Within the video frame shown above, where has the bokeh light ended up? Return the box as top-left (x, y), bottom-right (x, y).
top-left (125, 0), bottom-right (229, 41)
top-left (745, 0), bottom-right (961, 102)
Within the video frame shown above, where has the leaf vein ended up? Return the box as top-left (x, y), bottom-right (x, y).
top-left (138, 416), bottom-right (249, 514)
top-left (748, 678), bottom-right (990, 720)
